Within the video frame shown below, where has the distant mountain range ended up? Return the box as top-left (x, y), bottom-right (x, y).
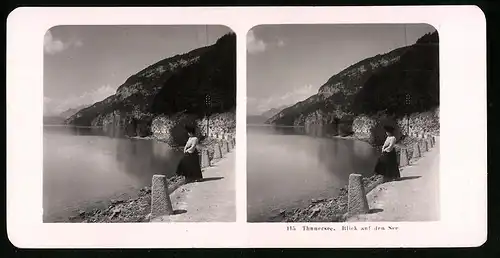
top-left (43, 116), bottom-right (66, 125)
top-left (60, 105), bottom-right (91, 119)
top-left (43, 104), bottom-right (91, 125)
top-left (247, 105), bottom-right (290, 124)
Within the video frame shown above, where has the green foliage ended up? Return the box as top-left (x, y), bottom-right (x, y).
top-left (151, 32), bottom-right (236, 116)
top-left (353, 31), bottom-right (439, 117)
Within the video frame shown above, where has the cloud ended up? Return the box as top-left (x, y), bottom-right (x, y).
top-left (247, 29), bottom-right (286, 55)
top-left (247, 29), bottom-right (267, 54)
top-left (248, 84), bottom-right (317, 114)
top-left (44, 30), bottom-right (83, 54)
top-left (44, 84), bottom-right (117, 115)
top-left (74, 40), bottom-right (83, 47)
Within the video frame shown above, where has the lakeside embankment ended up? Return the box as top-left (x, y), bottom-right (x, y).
top-left (270, 131), bottom-right (437, 223)
top-left (66, 111), bottom-right (235, 223)
top-left (151, 150), bottom-right (236, 222)
top-left (66, 131), bottom-right (234, 223)
top-left (348, 136), bottom-right (440, 222)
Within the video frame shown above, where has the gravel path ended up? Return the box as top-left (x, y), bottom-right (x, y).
top-left (348, 137), bottom-right (440, 222)
top-left (151, 150), bottom-right (236, 222)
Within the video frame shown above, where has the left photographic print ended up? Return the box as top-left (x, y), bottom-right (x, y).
top-left (43, 25), bottom-right (236, 223)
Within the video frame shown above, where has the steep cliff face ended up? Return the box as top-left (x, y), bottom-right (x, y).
top-left (268, 46), bottom-right (408, 126)
top-left (66, 33), bottom-right (236, 140)
top-left (267, 31), bottom-right (439, 142)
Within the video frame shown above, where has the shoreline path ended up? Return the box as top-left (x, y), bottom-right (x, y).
top-left (349, 137), bottom-right (440, 222)
top-left (151, 150), bottom-right (236, 222)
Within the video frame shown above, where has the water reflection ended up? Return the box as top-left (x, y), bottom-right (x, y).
top-left (247, 125), bottom-right (379, 222)
top-left (43, 125), bottom-right (184, 222)
top-left (114, 138), bottom-right (183, 186)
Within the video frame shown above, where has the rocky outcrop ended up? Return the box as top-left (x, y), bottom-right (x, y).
top-left (352, 115), bottom-right (378, 142)
top-left (151, 111), bottom-right (236, 147)
top-left (350, 107), bottom-right (439, 146)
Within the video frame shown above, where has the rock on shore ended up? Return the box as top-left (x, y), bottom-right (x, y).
top-left (273, 174), bottom-right (384, 222)
top-left (69, 176), bottom-right (185, 223)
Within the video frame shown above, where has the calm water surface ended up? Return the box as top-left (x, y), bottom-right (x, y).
top-left (43, 126), bottom-right (183, 222)
top-left (247, 125), bottom-right (379, 222)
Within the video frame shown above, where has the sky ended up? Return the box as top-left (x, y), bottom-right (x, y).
top-left (247, 24), bottom-right (437, 115)
top-left (44, 25), bottom-right (232, 116)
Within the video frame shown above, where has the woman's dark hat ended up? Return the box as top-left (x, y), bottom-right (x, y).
top-left (184, 124), bottom-right (196, 134)
top-left (383, 125), bottom-right (395, 133)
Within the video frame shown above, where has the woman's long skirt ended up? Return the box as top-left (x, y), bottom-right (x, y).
top-left (176, 150), bottom-right (203, 181)
top-left (374, 149), bottom-right (401, 180)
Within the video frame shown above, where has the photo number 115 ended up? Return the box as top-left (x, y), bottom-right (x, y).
top-left (286, 225), bottom-right (399, 232)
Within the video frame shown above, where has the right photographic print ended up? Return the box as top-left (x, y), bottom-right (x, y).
top-left (246, 24), bottom-right (439, 223)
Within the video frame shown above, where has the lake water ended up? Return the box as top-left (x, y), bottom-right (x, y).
top-left (43, 126), bottom-right (183, 222)
top-left (246, 125), bottom-right (380, 222)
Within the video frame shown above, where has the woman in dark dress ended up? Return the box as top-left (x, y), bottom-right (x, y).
top-left (374, 125), bottom-right (401, 181)
top-left (176, 124), bottom-right (203, 183)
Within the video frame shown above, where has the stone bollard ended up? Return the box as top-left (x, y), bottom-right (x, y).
top-left (399, 148), bottom-right (409, 167)
top-left (200, 149), bottom-right (210, 168)
top-left (220, 140), bottom-right (227, 155)
top-left (412, 143), bottom-right (421, 159)
top-left (421, 139), bottom-right (429, 152)
top-left (151, 175), bottom-right (174, 217)
top-left (214, 143), bottom-right (223, 159)
top-left (427, 138), bottom-right (433, 148)
top-left (347, 174), bottom-right (369, 216)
